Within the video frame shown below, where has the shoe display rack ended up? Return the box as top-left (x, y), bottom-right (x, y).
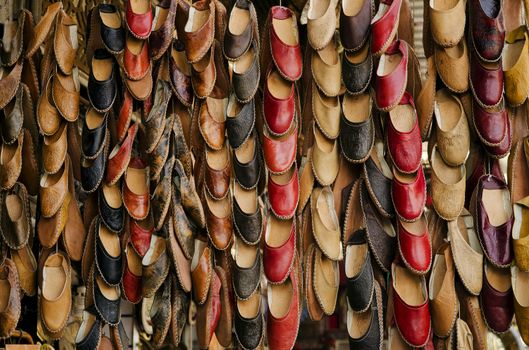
top-left (1, 0), bottom-right (529, 348)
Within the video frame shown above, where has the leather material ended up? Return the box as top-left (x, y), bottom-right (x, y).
top-left (196, 269), bottom-right (221, 349)
top-left (397, 216), bottom-right (432, 274)
top-left (144, 81), bottom-right (171, 150)
top-left (95, 218), bottom-right (123, 286)
top-left (311, 186), bottom-right (342, 261)
top-left (170, 268), bottom-right (190, 344)
top-left (205, 148), bottom-right (230, 200)
top-left (472, 174), bottom-right (514, 267)
top-left (99, 4), bottom-right (125, 54)
top-left (183, 0), bottom-right (215, 63)
top-left (37, 76), bottom-right (61, 136)
top-left (269, 6), bottom-right (302, 81)
top-left (0, 60), bottom-right (22, 111)
top-left (480, 265), bottom-right (514, 333)
top-left (54, 10), bottom-right (77, 75)
top-left (0, 132), bottom-right (23, 191)
top-left (340, 105), bottom-right (373, 164)
top-left (268, 167), bottom-right (299, 219)
top-left (191, 243), bottom-right (212, 304)
top-left (170, 191), bottom-right (195, 263)
top-left (513, 197), bottom-right (529, 271)
top-left (142, 235), bottom-right (170, 298)
top-left (205, 196), bottom-right (233, 251)
top-left (483, 113), bottom-right (511, 158)
top-left (262, 125), bottom-right (297, 175)
top-left (363, 152), bottom-right (395, 218)
top-left (150, 0), bottom-right (177, 60)
top-left (1, 85), bottom-right (23, 145)
top-left (392, 264), bottom-right (431, 347)
top-left (434, 40), bottom-right (470, 94)
top-left (88, 49), bottom-right (117, 113)
top-left (169, 40), bottom-right (193, 107)
top-left (130, 217), bottom-right (153, 257)
top-left (360, 182), bottom-right (397, 273)
top-left (149, 117), bottom-right (173, 182)
top-left (25, 3), bottom-right (62, 58)
top-left (469, 49), bottom-right (504, 108)
top-left (307, 0), bottom-right (338, 50)
top-left (223, 0), bottom-right (256, 60)
top-left (312, 125), bottom-right (340, 187)
top-left (233, 248), bottom-right (261, 300)
top-left (173, 159), bottom-right (205, 229)
top-left (37, 192), bottom-right (69, 249)
top-left (263, 66), bottom-right (295, 136)
top-left (504, 27), bottom-right (529, 107)
top-left (122, 157), bottom-right (150, 221)
top-left (117, 90), bottom-right (133, 143)
top-left (151, 278), bottom-right (172, 346)
top-left (470, 0), bottom-right (505, 62)
top-left (199, 96), bottom-right (226, 151)
top-left (233, 135), bottom-right (261, 190)
top-left (472, 98), bottom-right (507, 146)
top-left (124, 38), bottom-right (150, 81)
top-left (81, 110), bottom-right (107, 160)
top-left (93, 272), bottom-right (121, 326)
top-left (98, 187), bottom-right (124, 234)
top-left (76, 306), bottom-right (102, 350)
top-left (391, 165), bottom-right (427, 222)
top-left (513, 266), bottom-right (529, 344)
top-left (345, 229), bottom-right (374, 312)
top-left (387, 93), bottom-right (422, 174)
top-left (43, 121), bottom-right (68, 175)
top-left (233, 193), bottom-right (262, 245)
top-left (41, 251), bottom-right (72, 334)
top-left (0, 182), bottom-right (30, 250)
top-left (430, 0), bottom-right (466, 47)
top-left (233, 41), bottom-right (260, 103)
top-left (226, 97), bottom-right (255, 149)
top-left (313, 248), bottom-right (339, 315)
top-left (375, 40), bottom-right (408, 111)
top-left (340, 0), bottom-right (373, 52)
top-left (342, 46), bottom-right (373, 95)
top-left (152, 165), bottom-right (173, 231)
top-left (40, 154), bottom-right (68, 218)
top-left (312, 84), bottom-right (340, 140)
top-left (125, 0), bottom-right (153, 39)
top-left (52, 68), bottom-right (80, 122)
top-left (371, 0), bottom-right (402, 55)
top-left (81, 143), bottom-right (107, 194)
top-left (234, 296), bottom-right (264, 349)
top-left (0, 258), bottom-right (20, 338)
top-left (266, 259), bottom-right (300, 350)
top-left (311, 39), bottom-right (341, 97)
top-left (124, 65), bottom-right (152, 101)
top-left (0, 12), bottom-right (24, 67)
top-left (304, 243), bottom-right (324, 321)
top-left (263, 219), bottom-right (296, 284)
top-left (458, 283), bottom-right (488, 350)
top-left (122, 248), bottom-right (142, 304)
top-left (347, 282), bottom-right (383, 350)
top-left (429, 244), bottom-right (458, 338)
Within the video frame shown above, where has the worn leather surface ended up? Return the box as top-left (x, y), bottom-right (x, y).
top-left (340, 0), bottom-right (373, 52)
top-left (123, 158), bottom-right (150, 220)
top-left (363, 154), bottom-right (395, 218)
top-left (0, 60), bottom-right (23, 111)
top-left (99, 4), bottom-right (125, 53)
top-left (233, 195), bottom-right (262, 245)
top-left (0, 12), bottom-right (24, 67)
top-left (375, 40), bottom-right (408, 110)
top-left (313, 248), bottom-right (339, 315)
top-left (311, 186), bottom-right (342, 260)
top-left (54, 10), bottom-right (77, 75)
top-left (233, 248), bottom-right (261, 300)
top-left (205, 159), bottom-right (230, 201)
top-left (183, 0), bottom-right (215, 63)
top-left (234, 296), bottom-right (264, 349)
top-left (214, 265), bottom-right (233, 347)
top-left (263, 125), bottom-right (297, 174)
top-left (266, 259), bottom-right (300, 349)
top-left (199, 97), bottom-right (226, 150)
top-left (397, 216), bottom-right (432, 273)
top-left (174, 159), bottom-right (205, 228)
top-left (311, 43), bottom-right (341, 98)
top-left (342, 47), bottom-right (372, 95)
top-left (172, 191), bottom-right (195, 260)
top-left (122, 249), bottom-right (142, 304)
top-left (151, 277), bottom-right (172, 346)
top-left (1, 85), bottom-right (23, 145)
top-left (41, 251), bottom-right (71, 333)
top-left (88, 49), bottom-right (117, 113)
top-left (40, 156), bottom-right (68, 218)
top-left (469, 49), bottom-right (504, 108)
top-left (37, 76), bottom-right (61, 136)
top-left (149, 117), bottom-right (173, 182)
top-left (263, 219), bottom-right (295, 283)
top-left (513, 266), bottom-right (529, 344)
top-left (205, 197), bottom-right (233, 251)
top-left (340, 110), bottom-right (374, 163)
top-left (130, 217), bottom-right (153, 257)
top-left (37, 192), bottom-right (69, 249)
top-left (470, 0), bottom-right (505, 62)
top-left (345, 229), bottom-right (374, 312)
top-left (435, 92), bottom-right (469, 166)
top-left (43, 122), bottom-right (67, 175)
top-left (0, 258), bottom-right (20, 338)
top-left (360, 182), bottom-right (396, 272)
top-left (150, 0), bottom-right (177, 60)
top-left (124, 38), bottom-right (150, 81)
top-left (227, 98), bottom-right (255, 149)
top-left (152, 176), bottom-right (172, 233)
top-left (233, 43), bottom-right (259, 103)
top-left (95, 219), bottom-right (123, 286)
top-left (82, 112), bottom-right (107, 160)
top-left (170, 273), bottom-right (190, 344)
top-left (392, 165), bottom-right (426, 222)
top-left (142, 236), bottom-right (170, 298)
top-left (263, 66), bottom-right (295, 136)
top-left (0, 126), bottom-right (22, 191)
top-left (434, 40), bottom-right (469, 94)
top-left (371, 0), bottom-right (401, 55)
top-left (125, 0), bottom-right (153, 39)
top-left (169, 41), bottom-right (193, 106)
top-left (392, 264), bottom-right (431, 347)
top-left (268, 167), bottom-right (299, 219)
top-left (0, 182), bottom-right (30, 250)
top-left (124, 65), bottom-right (152, 101)
top-left (192, 244), bottom-right (212, 304)
top-left (76, 306), bottom-right (102, 350)
top-left (430, 245), bottom-right (458, 337)
top-left (93, 272), bottom-right (120, 326)
top-left (223, 0), bottom-right (255, 60)
top-left (269, 6), bottom-right (302, 81)
top-left (480, 265), bottom-right (514, 333)
top-left (473, 174), bottom-right (514, 267)
top-left (472, 98), bottom-right (507, 146)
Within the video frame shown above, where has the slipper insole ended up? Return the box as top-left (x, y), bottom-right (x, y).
top-left (207, 146), bottom-right (228, 170)
top-left (234, 47), bottom-right (254, 74)
top-left (127, 167), bottom-right (148, 195)
top-left (482, 189), bottom-right (512, 226)
top-left (6, 194), bottom-right (22, 221)
top-left (234, 183), bottom-right (257, 214)
top-left (394, 264), bottom-right (425, 306)
top-left (272, 17), bottom-right (298, 46)
top-left (268, 70), bottom-right (291, 99)
top-left (103, 183), bottom-right (122, 209)
top-left (100, 11), bottom-right (121, 29)
top-left (235, 134), bottom-right (255, 164)
top-left (267, 216), bottom-right (292, 248)
top-left (86, 109), bottom-right (105, 130)
top-left (345, 244), bottom-right (367, 278)
top-left (268, 278), bottom-right (293, 318)
top-left (343, 94), bottom-right (370, 123)
top-left (236, 240), bottom-right (258, 268)
top-left (486, 264), bottom-right (511, 292)
top-left (206, 194), bottom-right (230, 217)
top-left (238, 292), bottom-right (260, 318)
top-left (229, 7), bottom-right (250, 35)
